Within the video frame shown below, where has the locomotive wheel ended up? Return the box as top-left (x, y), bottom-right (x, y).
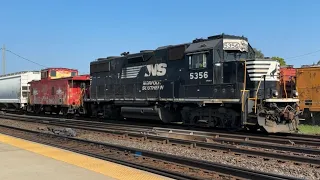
top-left (184, 106), bottom-right (240, 129)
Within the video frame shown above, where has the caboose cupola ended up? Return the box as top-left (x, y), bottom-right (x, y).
top-left (40, 68), bottom-right (78, 80)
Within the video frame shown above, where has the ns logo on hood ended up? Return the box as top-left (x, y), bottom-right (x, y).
top-left (144, 63), bottom-right (167, 77)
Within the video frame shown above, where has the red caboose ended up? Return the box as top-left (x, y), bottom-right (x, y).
top-left (28, 68), bottom-right (90, 115)
top-left (279, 65), bottom-right (297, 98)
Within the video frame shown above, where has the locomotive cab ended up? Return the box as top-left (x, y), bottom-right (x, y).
top-left (181, 35), bottom-right (300, 133)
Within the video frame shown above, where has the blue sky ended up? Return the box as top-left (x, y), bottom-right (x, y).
top-left (1, 0), bottom-right (320, 74)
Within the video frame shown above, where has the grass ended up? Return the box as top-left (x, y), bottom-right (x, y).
top-left (298, 125), bottom-right (320, 135)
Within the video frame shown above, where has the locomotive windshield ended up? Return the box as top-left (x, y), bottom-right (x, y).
top-left (224, 50), bottom-right (249, 61)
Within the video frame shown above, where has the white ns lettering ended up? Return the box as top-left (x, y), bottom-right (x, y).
top-left (144, 63), bottom-right (167, 77)
top-left (190, 71), bottom-right (208, 79)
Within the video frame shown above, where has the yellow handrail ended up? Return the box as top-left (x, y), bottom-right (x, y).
top-left (283, 76), bottom-right (288, 98)
top-left (79, 88), bottom-right (85, 106)
top-left (253, 78), bottom-right (263, 113)
top-left (241, 60), bottom-right (247, 112)
top-left (249, 75), bottom-right (265, 114)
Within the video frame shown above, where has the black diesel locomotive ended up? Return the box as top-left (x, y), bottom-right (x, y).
top-left (84, 34), bottom-right (300, 133)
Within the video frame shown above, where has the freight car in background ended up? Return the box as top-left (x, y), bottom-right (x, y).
top-left (295, 65), bottom-right (320, 125)
top-left (279, 65), bottom-right (298, 98)
top-left (27, 68), bottom-right (90, 115)
top-left (0, 71), bottom-right (41, 110)
top-left (84, 33), bottom-right (300, 133)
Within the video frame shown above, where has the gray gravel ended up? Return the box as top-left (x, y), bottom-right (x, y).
top-left (0, 118), bottom-right (319, 180)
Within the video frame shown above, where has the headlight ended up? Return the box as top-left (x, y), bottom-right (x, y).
top-left (293, 90), bottom-right (299, 97)
top-left (272, 90), bottom-right (278, 97)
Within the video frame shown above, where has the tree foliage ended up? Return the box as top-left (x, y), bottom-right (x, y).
top-left (253, 48), bottom-right (287, 66)
top-left (317, 60), bottom-right (320, 65)
top-left (271, 56), bottom-right (286, 66)
top-left (253, 48), bottom-right (264, 58)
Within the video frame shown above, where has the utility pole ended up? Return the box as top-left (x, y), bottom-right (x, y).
top-left (2, 44), bottom-right (5, 75)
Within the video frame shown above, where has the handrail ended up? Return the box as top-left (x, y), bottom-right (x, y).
top-left (80, 88), bottom-right (86, 107)
top-left (249, 75), bottom-right (265, 114)
top-left (241, 60), bottom-right (247, 112)
top-left (283, 78), bottom-right (288, 98)
top-left (254, 78), bottom-right (263, 113)
top-left (249, 74), bottom-right (281, 113)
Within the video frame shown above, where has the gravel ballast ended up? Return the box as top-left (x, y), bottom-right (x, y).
top-left (0, 119), bottom-right (319, 180)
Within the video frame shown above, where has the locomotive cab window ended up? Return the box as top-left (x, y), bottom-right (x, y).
top-left (188, 53), bottom-right (207, 69)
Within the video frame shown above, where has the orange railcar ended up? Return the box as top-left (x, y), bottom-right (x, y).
top-left (296, 65), bottom-right (320, 124)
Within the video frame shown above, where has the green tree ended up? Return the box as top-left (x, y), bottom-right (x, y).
top-left (271, 56), bottom-right (286, 66)
top-left (253, 48), bottom-right (264, 58)
top-left (317, 60), bottom-right (320, 65)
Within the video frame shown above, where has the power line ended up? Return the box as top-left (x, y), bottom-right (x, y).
top-left (285, 49), bottom-right (320, 60)
top-left (2, 46), bottom-right (320, 72)
top-left (5, 49), bottom-right (47, 68)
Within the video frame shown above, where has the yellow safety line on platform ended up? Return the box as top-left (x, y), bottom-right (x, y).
top-left (0, 133), bottom-right (168, 180)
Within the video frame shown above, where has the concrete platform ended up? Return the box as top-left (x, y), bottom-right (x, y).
top-left (0, 133), bottom-right (173, 180)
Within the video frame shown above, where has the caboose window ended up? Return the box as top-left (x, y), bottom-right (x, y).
top-left (188, 53), bottom-right (207, 69)
top-left (50, 70), bottom-right (56, 77)
top-left (41, 71), bottom-right (48, 79)
top-left (71, 72), bottom-right (76, 76)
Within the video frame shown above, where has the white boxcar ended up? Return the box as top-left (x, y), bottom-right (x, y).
top-left (0, 71), bottom-right (41, 109)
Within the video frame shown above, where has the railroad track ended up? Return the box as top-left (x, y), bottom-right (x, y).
top-left (0, 113), bottom-right (319, 166)
top-left (5, 109), bottom-right (320, 136)
top-left (4, 110), bottom-right (320, 139)
top-left (1, 113), bottom-right (320, 147)
top-left (0, 124), bottom-right (303, 180)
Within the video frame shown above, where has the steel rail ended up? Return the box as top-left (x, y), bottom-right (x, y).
top-left (1, 113), bottom-right (320, 148)
top-left (0, 124), bottom-right (303, 180)
top-left (0, 114), bottom-right (319, 165)
top-left (2, 111), bottom-right (320, 142)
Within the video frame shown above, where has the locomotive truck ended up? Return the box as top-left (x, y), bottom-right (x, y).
top-left (84, 34), bottom-right (301, 133)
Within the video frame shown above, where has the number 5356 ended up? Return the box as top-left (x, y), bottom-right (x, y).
top-left (190, 71), bottom-right (208, 79)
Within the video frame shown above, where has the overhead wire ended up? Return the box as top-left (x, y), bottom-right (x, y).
top-left (285, 49), bottom-right (320, 60)
top-left (1, 46), bottom-right (320, 71)
top-left (2, 48), bottom-right (89, 74)
top-left (5, 49), bottom-right (47, 68)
